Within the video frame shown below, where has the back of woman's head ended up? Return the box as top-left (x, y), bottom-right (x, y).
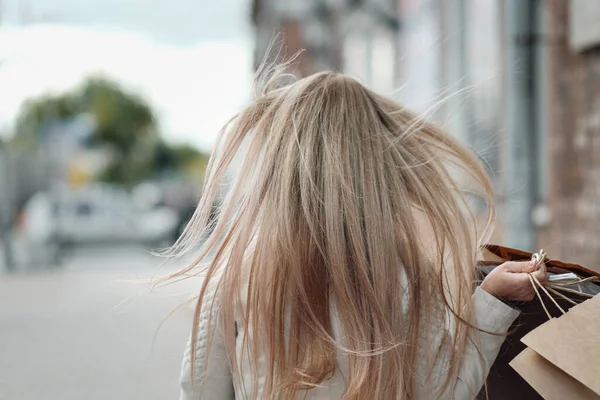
top-left (162, 63), bottom-right (494, 399)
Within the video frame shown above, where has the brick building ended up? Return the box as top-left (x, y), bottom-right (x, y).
top-left (538, 0), bottom-right (600, 267)
top-left (395, 0), bottom-right (600, 267)
top-left (251, 0), bottom-right (332, 76)
top-left (250, 0), bottom-right (600, 267)
top-left (251, 0), bottom-right (399, 88)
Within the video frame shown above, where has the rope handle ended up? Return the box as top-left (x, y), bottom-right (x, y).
top-left (528, 249), bottom-right (568, 320)
top-left (528, 273), bottom-right (566, 320)
top-left (531, 249), bottom-right (546, 271)
top-left (526, 249), bottom-right (599, 319)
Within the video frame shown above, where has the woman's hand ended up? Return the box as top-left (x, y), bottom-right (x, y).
top-left (481, 260), bottom-right (549, 302)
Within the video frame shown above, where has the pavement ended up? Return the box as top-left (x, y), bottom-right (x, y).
top-left (0, 245), bottom-right (201, 400)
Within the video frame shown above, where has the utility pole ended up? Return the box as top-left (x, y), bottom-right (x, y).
top-left (0, 1), bottom-right (17, 272)
top-left (0, 146), bottom-right (16, 272)
top-left (505, 0), bottom-right (536, 251)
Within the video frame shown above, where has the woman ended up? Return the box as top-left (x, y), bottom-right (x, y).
top-left (162, 66), bottom-right (548, 399)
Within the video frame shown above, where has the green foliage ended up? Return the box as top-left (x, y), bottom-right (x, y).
top-left (80, 77), bottom-right (156, 153)
top-left (13, 93), bottom-right (80, 149)
top-left (151, 141), bottom-right (210, 178)
top-left (170, 143), bottom-right (209, 169)
top-left (12, 75), bottom-right (208, 185)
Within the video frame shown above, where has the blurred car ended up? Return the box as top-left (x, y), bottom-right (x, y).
top-left (19, 186), bottom-right (179, 255)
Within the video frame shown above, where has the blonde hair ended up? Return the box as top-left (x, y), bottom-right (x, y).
top-left (161, 64), bottom-right (494, 399)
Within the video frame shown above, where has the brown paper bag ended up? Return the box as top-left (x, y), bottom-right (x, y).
top-left (476, 245), bottom-right (600, 400)
top-left (510, 294), bottom-right (600, 399)
top-left (510, 348), bottom-right (600, 400)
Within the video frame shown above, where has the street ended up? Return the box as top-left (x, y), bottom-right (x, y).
top-left (0, 246), bottom-right (199, 400)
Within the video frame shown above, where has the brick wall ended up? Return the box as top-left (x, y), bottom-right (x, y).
top-left (280, 19), bottom-right (315, 76)
top-left (541, 0), bottom-right (600, 268)
top-left (251, 0), bottom-right (320, 77)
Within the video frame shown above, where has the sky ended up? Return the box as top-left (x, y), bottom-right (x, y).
top-left (0, 0), bottom-right (253, 152)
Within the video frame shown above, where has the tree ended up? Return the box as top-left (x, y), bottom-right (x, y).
top-left (152, 141), bottom-right (210, 178)
top-left (11, 75), bottom-right (208, 186)
top-left (13, 93), bottom-right (80, 149)
top-left (80, 77), bottom-right (156, 154)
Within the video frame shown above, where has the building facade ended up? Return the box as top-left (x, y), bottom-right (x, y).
top-left (250, 0), bottom-right (600, 267)
top-left (538, 0), bottom-right (600, 267)
top-left (252, 0), bottom-right (341, 76)
top-left (251, 0), bottom-right (399, 89)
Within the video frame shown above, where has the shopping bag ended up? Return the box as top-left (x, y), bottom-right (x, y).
top-left (476, 245), bottom-right (600, 400)
top-left (510, 293), bottom-right (600, 399)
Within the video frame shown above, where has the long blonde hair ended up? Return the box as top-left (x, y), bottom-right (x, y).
top-left (161, 63), bottom-right (494, 399)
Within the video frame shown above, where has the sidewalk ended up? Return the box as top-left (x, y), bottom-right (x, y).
top-left (0, 228), bottom-right (56, 272)
top-left (0, 246), bottom-right (192, 400)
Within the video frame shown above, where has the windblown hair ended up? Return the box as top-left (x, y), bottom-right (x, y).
top-left (161, 63), bottom-right (494, 399)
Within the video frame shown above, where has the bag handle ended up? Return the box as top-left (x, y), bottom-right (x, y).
top-left (528, 249), bottom-right (567, 319)
top-left (529, 273), bottom-right (566, 319)
top-left (527, 248), bottom-right (600, 320)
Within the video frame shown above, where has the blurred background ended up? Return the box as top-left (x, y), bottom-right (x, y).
top-left (1, 0), bottom-right (599, 399)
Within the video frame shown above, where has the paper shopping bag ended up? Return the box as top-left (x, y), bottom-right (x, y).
top-left (510, 347), bottom-right (599, 400)
top-left (510, 294), bottom-right (600, 399)
top-left (476, 245), bottom-right (600, 400)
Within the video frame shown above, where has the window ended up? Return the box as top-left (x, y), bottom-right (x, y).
top-left (343, 32), bottom-right (369, 82)
top-left (466, 0), bottom-right (505, 179)
top-left (569, 0), bottom-right (600, 52)
top-left (371, 33), bottom-right (396, 92)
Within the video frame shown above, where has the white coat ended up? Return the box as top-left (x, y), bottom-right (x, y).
top-left (179, 286), bottom-right (519, 399)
